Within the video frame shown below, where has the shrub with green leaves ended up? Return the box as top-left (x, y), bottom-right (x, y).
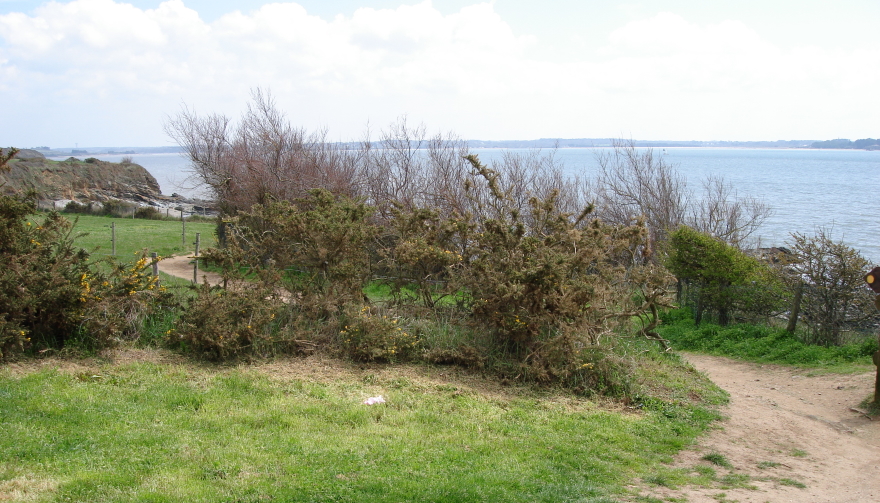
top-left (380, 205), bottom-right (465, 308)
top-left (0, 149), bottom-right (168, 357)
top-left (0, 193), bottom-right (89, 355)
top-left (667, 225), bottom-right (787, 325)
top-left (207, 189), bottom-right (378, 313)
top-left (787, 230), bottom-right (875, 346)
top-left (75, 252), bottom-right (176, 350)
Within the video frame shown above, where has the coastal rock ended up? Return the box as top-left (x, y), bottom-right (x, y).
top-left (0, 155), bottom-right (161, 203)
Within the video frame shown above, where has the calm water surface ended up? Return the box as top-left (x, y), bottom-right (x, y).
top-left (55, 148), bottom-right (879, 262)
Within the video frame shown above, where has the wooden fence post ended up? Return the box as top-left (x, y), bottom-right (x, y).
top-left (111, 221), bottom-right (116, 256)
top-left (151, 252), bottom-right (159, 288)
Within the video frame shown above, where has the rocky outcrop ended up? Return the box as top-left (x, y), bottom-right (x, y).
top-left (0, 156), bottom-right (162, 204)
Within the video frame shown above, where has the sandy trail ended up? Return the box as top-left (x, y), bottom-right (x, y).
top-left (637, 354), bottom-right (880, 502)
top-left (158, 254), bottom-right (223, 286)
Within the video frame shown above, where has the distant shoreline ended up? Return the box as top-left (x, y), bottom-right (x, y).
top-left (28, 138), bottom-right (880, 155)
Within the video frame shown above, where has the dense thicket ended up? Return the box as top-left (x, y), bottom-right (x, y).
top-left (163, 91), bottom-right (878, 369)
top-left (175, 153), bottom-right (671, 387)
top-left (9, 91), bottom-right (875, 385)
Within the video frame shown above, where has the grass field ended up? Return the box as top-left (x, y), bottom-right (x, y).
top-left (0, 350), bottom-right (726, 502)
top-left (57, 214), bottom-right (217, 261)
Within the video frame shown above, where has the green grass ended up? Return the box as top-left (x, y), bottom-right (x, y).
top-left (701, 452), bottom-right (733, 469)
top-left (657, 314), bottom-right (877, 370)
top-left (0, 355), bottom-right (725, 502)
top-left (60, 214), bottom-right (217, 260)
top-left (778, 478), bottom-right (807, 489)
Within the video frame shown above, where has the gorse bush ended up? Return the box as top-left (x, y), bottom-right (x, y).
top-left (205, 189), bottom-right (378, 314)
top-left (456, 156), bottom-right (672, 358)
top-left (170, 283), bottom-right (284, 360)
top-left (0, 193), bottom-right (88, 355)
top-left (380, 205), bottom-right (464, 308)
top-left (0, 150), bottom-right (169, 357)
top-left (75, 253), bottom-right (176, 351)
top-left (181, 154), bottom-right (674, 391)
top-left (339, 306), bottom-right (419, 362)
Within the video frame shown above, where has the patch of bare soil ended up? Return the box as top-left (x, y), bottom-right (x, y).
top-left (158, 254), bottom-right (223, 286)
top-left (635, 354), bottom-right (880, 503)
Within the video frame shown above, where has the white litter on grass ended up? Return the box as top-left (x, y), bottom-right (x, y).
top-left (363, 396), bottom-right (385, 405)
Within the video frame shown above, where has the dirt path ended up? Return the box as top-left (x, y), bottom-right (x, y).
top-left (637, 354), bottom-right (880, 502)
top-left (158, 254), bottom-right (223, 286)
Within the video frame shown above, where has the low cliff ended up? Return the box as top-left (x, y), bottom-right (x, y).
top-left (0, 153), bottom-right (162, 204)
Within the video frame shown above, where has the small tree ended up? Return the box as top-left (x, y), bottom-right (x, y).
top-left (788, 230), bottom-right (874, 345)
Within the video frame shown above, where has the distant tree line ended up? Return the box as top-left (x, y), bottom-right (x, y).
top-left (811, 138), bottom-right (880, 150)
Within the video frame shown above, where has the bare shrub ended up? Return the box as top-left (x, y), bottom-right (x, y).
top-left (787, 229), bottom-right (875, 345)
top-left (591, 140), bottom-right (771, 252)
top-left (687, 175), bottom-right (771, 247)
top-left (359, 117), bottom-right (474, 220)
top-left (592, 139), bottom-right (688, 247)
top-left (165, 89), bottom-right (361, 214)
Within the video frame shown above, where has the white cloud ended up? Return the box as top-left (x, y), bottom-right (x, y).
top-left (0, 2), bottom-right (877, 145)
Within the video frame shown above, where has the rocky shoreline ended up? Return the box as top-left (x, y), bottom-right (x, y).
top-left (2, 148), bottom-right (217, 218)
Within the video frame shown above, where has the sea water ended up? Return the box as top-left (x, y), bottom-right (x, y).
top-left (53, 148), bottom-right (880, 262)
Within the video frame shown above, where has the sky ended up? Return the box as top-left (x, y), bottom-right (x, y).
top-left (0, 0), bottom-right (878, 147)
